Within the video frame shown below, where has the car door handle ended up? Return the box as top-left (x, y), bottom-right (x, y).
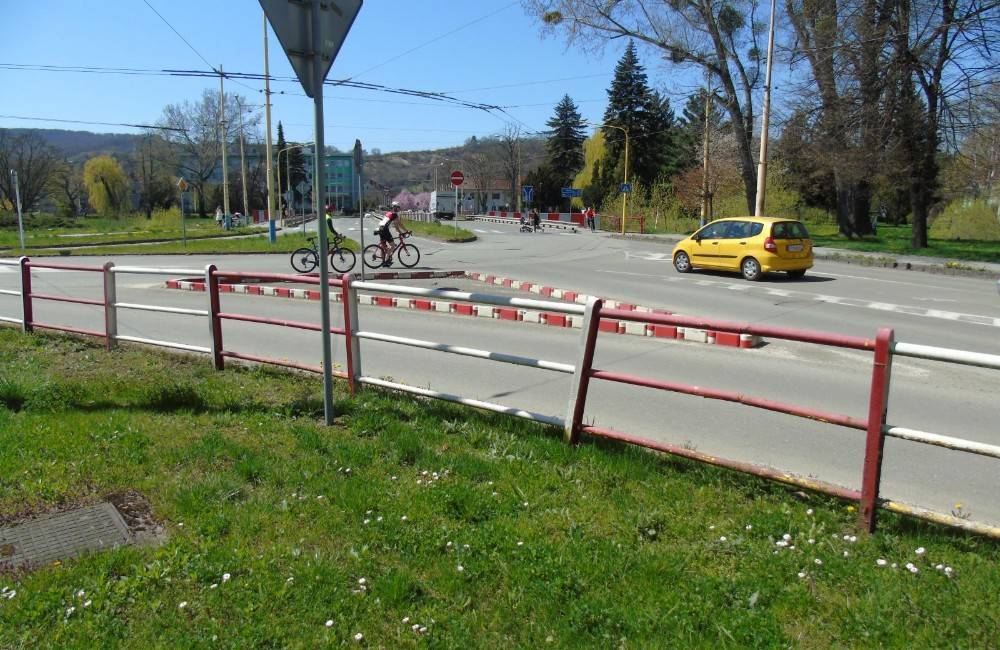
top-left (711, 241), bottom-right (719, 245)
top-left (738, 241), bottom-right (747, 245)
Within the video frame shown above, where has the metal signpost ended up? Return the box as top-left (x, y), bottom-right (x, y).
top-left (354, 139), bottom-right (365, 280)
top-left (10, 170), bottom-right (25, 250)
top-left (451, 170), bottom-right (463, 227)
top-left (261, 0), bottom-right (363, 425)
top-left (177, 177), bottom-right (189, 249)
top-left (296, 180), bottom-right (311, 234)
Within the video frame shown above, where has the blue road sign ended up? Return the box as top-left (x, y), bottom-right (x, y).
top-left (561, 187), bottom-right (583, 198)
top-left (620, 183), bottom-right (632, 193)
top-left (522, 185), bottom-right (534, 203)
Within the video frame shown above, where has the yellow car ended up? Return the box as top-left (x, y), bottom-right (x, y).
top-left (672, 217), bottom-right (813, 281)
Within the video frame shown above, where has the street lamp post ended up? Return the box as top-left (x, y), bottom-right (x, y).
top-left (586, 122), bottom-right (629, 234)
top-left (9, 169), bottom-right (25, 250)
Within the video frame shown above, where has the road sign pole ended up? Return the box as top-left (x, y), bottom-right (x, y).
top-left (311, 0), bottom-right (335, 426)
top-left (354, 139), bottom-right (365, 281)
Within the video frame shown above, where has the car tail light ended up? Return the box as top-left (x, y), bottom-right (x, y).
top-left (764, 236), bottom-right (777, 252)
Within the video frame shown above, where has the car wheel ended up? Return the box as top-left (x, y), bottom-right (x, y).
top-left (674, 251), bottom-right (692, 273)
top-left (786, 269), bottom-right (806, 280)
top-left (741, 257), bottom-right (762, 281)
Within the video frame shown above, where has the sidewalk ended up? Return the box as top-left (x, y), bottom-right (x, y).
top-left (610, 232), bottom-right (1000, 279)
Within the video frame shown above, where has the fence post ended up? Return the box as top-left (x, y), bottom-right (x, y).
top-left (341, 272), bottom-right (361, 394)
top-left (860, 327), bottom-right (894, 534)
top-left (564, 297), bottom-right (603, 444)
top-left (205, 264), bottom-right (224, 370)
top-left (18, 256), bottom-right (32, 333)
top-left (103, 262), bottom-right (117, 350)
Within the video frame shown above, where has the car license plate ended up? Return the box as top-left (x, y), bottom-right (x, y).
top-left (787, 244), bottom-right (803, 252)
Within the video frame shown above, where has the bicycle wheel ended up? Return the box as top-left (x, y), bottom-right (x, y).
top-left (362, 244), bottom-right (386, 269)
top-left (290, 247), bottom-right (318, 273)
top-left (397, 243), bottom-right (420, 268)
top-left (329, 246), bottom-right (357, 274)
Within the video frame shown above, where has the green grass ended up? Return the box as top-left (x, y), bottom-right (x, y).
top-left (0, 211), bottom-right (266, 250)
top-left (0, 329), bottom-right (997, 647)
top-left (808, 224), bottom-right (1000, 264)
top-left (0, 232), bottom-right (355, 258)
top-left (402, 218), bottom-right (477, 243)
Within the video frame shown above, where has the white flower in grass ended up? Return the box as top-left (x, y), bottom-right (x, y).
top-left (76, 589), bottom-right (85, 598)
top-left (401, 617), bottom-right (410, 624)
top-left (782, 533), bottom-right (791, 541)
top-left (797, 572), bottom-right (807, 579)
top-left (210, 583), bottom-right (218, 589)
top-left (848, 536), bottom-right (858, 543)
top-left (401, 515), bottom-right (408, 522)
top-left (789, 545), bottom-right (796, 550)
top-left (365, 510), bottom-right (372, 515)
top-left (523, 501), bottom-right (529, 507)
top-left (876, 558), bottom-right (887, 567)
top-left (808, 539), bottom-right (815, 544)
top-left (316, 495), bottom-right (325, 500)
top-left (745, 525), bottom-right (753, 531)
top-left (935, 564), bottom-right (944, 571)
top-left (390, 476), bottom-right (398, 481)
top-left (842, 535), bottom-right (850, 541)
top-left (463, 544), bottom-right (469, 549)
top-left (456, 565), bottom-right (464, 572)
top-left (83, 600), bottom-right (92, 608)
top-left (719, 536), bottom-right (727, 542)
top-left (915, 547), bottom-right (926, 556)
top-left (944, 566), bottom-right (953, 575)
top-left (286, 577), bottom-right (294, 584)
top-left (517, 541), bottom-right (524, 547)
top-left (806, 509), bottom-right (814, 515)
top-left (709, 525), bottom-right (716, 531)
top-left (362, 519), bottom-right (370, 525)
top-left (419, 626), bottom-right (428, 634)
top-left (325, 620), bottom-right (334, 628)
top-left (814, 558), bottom-right (823, 565)
top-left (776, 540), bottom-right (788, 548)
top-left (411, 624), bottom-right (421, 632)
top-left (65, 606), bottom-right (76, 617)
top-left (843, 551), bottom-right (850, 558)
top-left (376, 516), bottom-right (383, 522)
top-left (178, 602), bottom-right (187, 610)
top-left (358, 578), bottom-right (366, 586)
top-left (891, 563), bottom-right (898, 569)
top-left (446, 541), bottom-right (453, 549)
top-left (353, 632), bottom-right (364, 642)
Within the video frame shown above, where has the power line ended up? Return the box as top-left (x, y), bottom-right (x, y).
top-left (343, 0), bottom-right (520, 81)
top-left (0, 114), bottom-right (185, 132)
top-left (141, 0), bottom-right (216, 72)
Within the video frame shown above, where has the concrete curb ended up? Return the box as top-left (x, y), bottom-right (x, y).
top-left (165, 269), bottom-right (762, 349)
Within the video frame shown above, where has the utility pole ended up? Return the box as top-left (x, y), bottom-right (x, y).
top-left (263, 12), bottom-right (277, 243)
top-left (701, 78), bottom-right (713, 227)
top-left (219, 65), bottom-right (231, 222)
top-left (236, 98), bottom-right (250, 220)
top-left (10, 170), bottom-right (25, 249)
top-left (754, 0), bottom-right (777, 217)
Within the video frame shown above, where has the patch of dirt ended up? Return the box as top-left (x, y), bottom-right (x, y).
top-left (106, 489), bottom-right (167, 546)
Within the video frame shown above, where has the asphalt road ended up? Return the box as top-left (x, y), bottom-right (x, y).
top-left (1, 219), bottom-right (998, 526)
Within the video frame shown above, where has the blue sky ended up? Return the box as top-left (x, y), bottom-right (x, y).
top-left (1, 0), bottom-right (716, 152)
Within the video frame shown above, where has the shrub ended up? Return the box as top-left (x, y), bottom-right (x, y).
top-left (930, 199), bottom-right (1000, 241)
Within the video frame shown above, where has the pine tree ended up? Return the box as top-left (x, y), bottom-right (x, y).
top-left (545, 94), bottom-right (586, 185)
top-left (676, 91), bottom-right (727, 172)
top-left (601, 42), bottom-right (678, 193)
top-left (276, 122), bottom-right (287, 195)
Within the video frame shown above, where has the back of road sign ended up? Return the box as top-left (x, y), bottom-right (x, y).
top-left (260, 0), bottom-right (363, 98)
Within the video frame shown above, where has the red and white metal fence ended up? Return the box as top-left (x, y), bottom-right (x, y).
top-left (1, 256), bottom-right (999, 539)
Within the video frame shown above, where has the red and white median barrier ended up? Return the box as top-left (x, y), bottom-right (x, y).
top-left (165, 269), bottom-right (763, 349)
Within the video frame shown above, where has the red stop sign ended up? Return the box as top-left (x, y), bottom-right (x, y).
top-left (450, 170), bottom-right (464, 186)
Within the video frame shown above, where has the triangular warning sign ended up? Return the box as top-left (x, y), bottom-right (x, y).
top-left (260, 0), bottom-right (363, 98)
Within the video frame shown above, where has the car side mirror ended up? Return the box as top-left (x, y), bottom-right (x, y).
top-left (693, 234), bottom-right (702, 243)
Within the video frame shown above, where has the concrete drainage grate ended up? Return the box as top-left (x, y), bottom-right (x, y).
top-left (0, 502), bottom-right (131, 570)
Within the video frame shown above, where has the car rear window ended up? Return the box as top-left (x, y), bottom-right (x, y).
top-left (771, 221), bottom-right (810, 239)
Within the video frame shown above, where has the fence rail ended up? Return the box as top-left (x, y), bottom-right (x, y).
top-left (1, 255), bottom-right (998, 539)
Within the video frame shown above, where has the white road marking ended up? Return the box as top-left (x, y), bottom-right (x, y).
top-left (593, 268), bottom-right (1000, 328)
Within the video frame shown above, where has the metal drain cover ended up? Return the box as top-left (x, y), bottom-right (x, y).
top-left (0, 502), bottom-right (130, 569)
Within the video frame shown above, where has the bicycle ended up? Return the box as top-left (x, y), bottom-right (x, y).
top-left (362, 231), bottom-right (420, 269)
top-left (289, 233), bottom-right (357, 274)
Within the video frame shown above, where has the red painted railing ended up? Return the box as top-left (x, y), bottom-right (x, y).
top-left (570, 303), bottom-right (893, 533)
top-left (20, 259), bottom-right (110, 344)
